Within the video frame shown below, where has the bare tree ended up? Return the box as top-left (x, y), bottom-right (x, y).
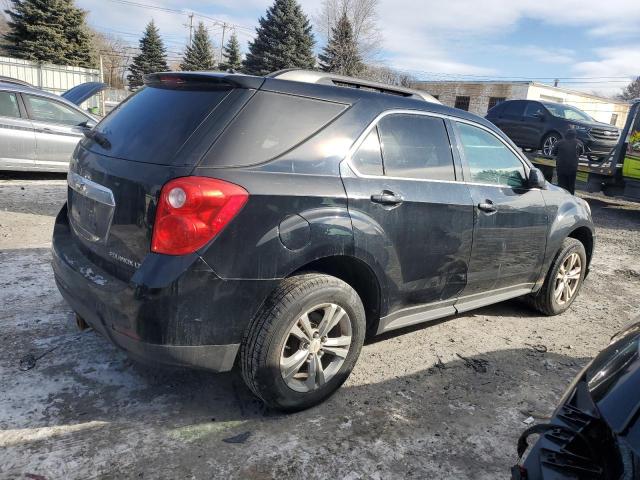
top-left (315, 0), bottom-right (382, 62)
top-left (360, 64), bottom-right (415, 87)
top-left (91, 32), bottom-right (132, 89)
top-left (0, 13), bottom-right (9, 52)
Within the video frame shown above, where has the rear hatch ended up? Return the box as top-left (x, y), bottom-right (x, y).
top-left (67, 73), bottom-right (262, 280)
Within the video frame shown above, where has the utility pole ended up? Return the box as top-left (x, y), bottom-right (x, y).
top-left (99, 55), bottom-right (106, 116)
top-left (219, 23), bottom-right (228, 65)
top-left (188, 13), bottom-right (194, 46)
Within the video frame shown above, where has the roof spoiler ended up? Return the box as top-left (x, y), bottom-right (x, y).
top-left (143, 72), bottom-right (265, 90)
top-left (268, 69), bottom-right (441, 104)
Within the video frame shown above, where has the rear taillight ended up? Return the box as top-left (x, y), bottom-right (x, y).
top-left (151, 177), bottom-right (248, 255)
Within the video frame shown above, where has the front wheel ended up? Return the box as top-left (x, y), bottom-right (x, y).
top-left (240, 273), bottom-right (366, 411)
top-left (527, 238), bottom-right (587, 315)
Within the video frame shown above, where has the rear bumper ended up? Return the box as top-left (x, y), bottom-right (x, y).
top-left (52, 204), bottom-right (277, 372)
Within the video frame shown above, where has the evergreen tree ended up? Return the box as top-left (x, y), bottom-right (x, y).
top-left (620, 76), bottom-right (640, 101)
top-left (180, 22), bottom-right (215, 71)
top-left (318, 11), bottom-right (363, 76)
top-left (218, 32), bottom-right (242, 71)
top-left (4, 0), bottom-right (95, 68)
top-left (243, 0), bottom-right (315, 76)
top-left (127, 20), bottom-right (169, 89)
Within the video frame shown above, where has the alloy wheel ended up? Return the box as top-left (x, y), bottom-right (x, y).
top-left (554, 253), bottom-right (582, 306)
top-left (280, 303), bottom-right (352, 393)
top-left (543, 135), bottom-right (559, 156)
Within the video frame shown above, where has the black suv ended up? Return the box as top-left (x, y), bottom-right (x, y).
top-left (486, 99), bottom-right (620, 160)
top-left (52, 70), bottom-right (595, 411)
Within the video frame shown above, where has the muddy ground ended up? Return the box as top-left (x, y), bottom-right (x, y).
top-left (1, 173), bottom-right (639, 479)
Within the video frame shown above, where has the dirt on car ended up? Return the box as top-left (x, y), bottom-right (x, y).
top-left (1, 173), bottom-right (639, 479)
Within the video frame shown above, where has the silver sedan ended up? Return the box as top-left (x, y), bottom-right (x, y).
top-left (0, 80), bottom-right (104, 172)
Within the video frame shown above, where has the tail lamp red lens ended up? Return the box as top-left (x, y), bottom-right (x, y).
top-left (151, 177), bottom-right (248, 255)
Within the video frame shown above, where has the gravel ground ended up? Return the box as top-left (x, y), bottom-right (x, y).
top-left (1, 173), bottom-right (639, 479)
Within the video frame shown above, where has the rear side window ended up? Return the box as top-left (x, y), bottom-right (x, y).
top-left (456, 122), bottom-right (526, 188)
top-left (25, 94), bottom-right (88, 125)
top-left (94, 86), bottom-right (231, 164)
top-left (377, 114), bottom-right (455, 181)
top-left (503, 101), bottom-right (525, 117)
top-left (0, 91), bottom-right (20, 118)
top-left (209, 91), bottom-right (347, 167)
top-left (351, 127), bottom-right (383, 175)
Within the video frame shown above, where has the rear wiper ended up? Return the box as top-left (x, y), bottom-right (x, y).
top-left (83, 130), bottom-right (111, 149)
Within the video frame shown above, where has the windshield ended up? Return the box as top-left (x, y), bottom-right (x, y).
top-left (543, 103), bottom-right (593, 122)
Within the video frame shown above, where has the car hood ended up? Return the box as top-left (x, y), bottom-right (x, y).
top-left (586, 321), bottom-right (640, 449)
top-left (61, 82), bottom-right (107, 105)
top-left (569, 119), bottom-right (620, 132)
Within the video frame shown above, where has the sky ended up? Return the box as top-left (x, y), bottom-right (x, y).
top-left (73, 0), bottom-right (640, 96)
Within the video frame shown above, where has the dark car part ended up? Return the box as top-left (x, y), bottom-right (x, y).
top-left (513, 322), bottom-right (640, 479)
top-left (525, 237), bottom-right (586, 315)
top-left (52, 69), bottom-right (595, 411)
top-left (61, 81), bottom-right (107, 106)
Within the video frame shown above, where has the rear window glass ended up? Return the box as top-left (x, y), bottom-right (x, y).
top-left (208, 91), bottom-right (347, 167)
top-left (94, 86), bottom-right (231, 164)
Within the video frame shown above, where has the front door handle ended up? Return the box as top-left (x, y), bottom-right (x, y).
top-left (371, 191), bottom-right (403, 206)
top-left (478, 200), bottom-right (497, 213)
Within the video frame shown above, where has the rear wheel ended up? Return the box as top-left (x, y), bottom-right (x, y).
top-left (542, 133), bottom-right (561, 156)
top-left (527, 238), bottom-right (587, 315)
top-left (240, 273), bottom-right (366, 411)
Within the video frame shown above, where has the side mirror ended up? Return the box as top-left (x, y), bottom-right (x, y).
top-left (80, 119), bottom-right (97, 129)
top-left (528, 167), bottom-right (547, 189)
top-left (534, 112), bottom-right (545, 122)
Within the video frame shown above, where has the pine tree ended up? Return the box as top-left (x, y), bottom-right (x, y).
top-left (218, 32), bottom-right (242, 71)
top-left (127, 20), bottom-right (169, 89)
top-left (318, 11), bottom-right (363, 77)
top-left (4, 0), bottom-right (95, 68)
top-left (180, 22), bottom-right (215, 71)
top-left (243, 0), bottom-right (315, 76)
top-left (620, 76), bottom-right (640, 101)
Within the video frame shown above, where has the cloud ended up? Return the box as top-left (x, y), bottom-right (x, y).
top-left (76, 0), bottom-right (640, 80)
top-left (571, 47), bottom-right (640, 95)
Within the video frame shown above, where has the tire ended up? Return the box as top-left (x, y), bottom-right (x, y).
top-left (541, 133), bottom-right (561, 156)
top-left (526, 238), bottom-right (587, 316)
top-left (240, 273), bottom-right (366, 412)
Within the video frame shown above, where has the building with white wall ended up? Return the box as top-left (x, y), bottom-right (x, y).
top-left (414, 80), bottom-right (630, 128)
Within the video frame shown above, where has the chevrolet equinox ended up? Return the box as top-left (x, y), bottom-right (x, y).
top-left (52, 70), bottom-right (595, 411)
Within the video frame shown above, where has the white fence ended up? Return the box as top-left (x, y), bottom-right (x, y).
top-left (0, 56), bottom-right (101, 94)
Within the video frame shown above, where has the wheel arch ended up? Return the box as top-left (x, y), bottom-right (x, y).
top-left (567, 226), bottom-right (594, 267)
top-left (292, 255), bottom-right (382, 335)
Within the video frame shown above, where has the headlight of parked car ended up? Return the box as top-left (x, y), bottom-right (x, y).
top-left (570, 124), bottom-right (590, 133)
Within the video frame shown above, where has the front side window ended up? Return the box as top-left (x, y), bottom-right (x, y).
top-left (377, 114), bottom-right (455, 181)
top-left (456, 122), bottom-right (526, 188)
top-left (543, 103), bottom-right (593, 122)
top-left (352, 127), bottom-right (383, 175)
top-left (524, 102), bottom-right (545, 118)
top-left (0, 91), bottom-right (20, 118)
top-left (24, 94), bottom-right (88, 126)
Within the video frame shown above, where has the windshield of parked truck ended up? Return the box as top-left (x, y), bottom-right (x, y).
top-left (542, 102), bottom-right (593, 122)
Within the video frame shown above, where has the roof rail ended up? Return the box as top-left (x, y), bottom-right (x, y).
top-left (268, 69), bottom-right (441, 104)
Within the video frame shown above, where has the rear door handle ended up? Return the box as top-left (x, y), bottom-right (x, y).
top-left (371, 191), bottom-right (403, 206)
top-left (478, 200), bottom-right (497, 213)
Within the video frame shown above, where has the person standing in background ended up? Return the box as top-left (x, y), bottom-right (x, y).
top-left (552, 129), bottom-right (580, 194)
